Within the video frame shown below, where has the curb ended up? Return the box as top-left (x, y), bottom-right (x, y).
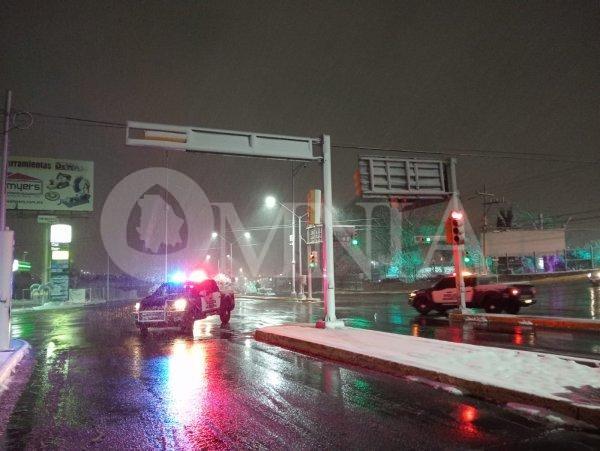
top-left (449, 312), bottom-right (600, 332)
top-left (0, 339), bottom-right (30, 391)
top-left (13, 298), bottom-right (136, 313)
top-left (255, 328), bottom-right (600, 427)
top-left (240, 295), bottom-right (321, 302)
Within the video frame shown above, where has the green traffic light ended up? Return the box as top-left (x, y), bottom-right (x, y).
top-left (351, 238), bottom-right (359, 246)
top-left (425, 237), bottom-right (432, 243)
top-left (464, 256), bottom-right (471, 263)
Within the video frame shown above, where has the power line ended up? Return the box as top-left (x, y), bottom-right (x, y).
top-left (26, 111), bottom-right (125, 128)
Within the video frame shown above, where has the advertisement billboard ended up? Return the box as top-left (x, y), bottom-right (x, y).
top-left (486, 229), bottom-right (566, 257)
top-left (7, 156), bottom-right (94, 212)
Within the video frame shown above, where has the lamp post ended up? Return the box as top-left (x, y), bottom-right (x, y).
top-left (266, 195), bottom-right (303, 297)
top-left (211, 231), bottom-right (250, 279)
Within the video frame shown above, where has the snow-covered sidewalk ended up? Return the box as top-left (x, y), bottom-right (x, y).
top-left (256, 324), bottom-right (600, 426)
top-left (0, 339), bottom-right (30, 392)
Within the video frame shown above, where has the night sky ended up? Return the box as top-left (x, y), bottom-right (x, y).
top-left (2, 1), bottom-right (599, 276)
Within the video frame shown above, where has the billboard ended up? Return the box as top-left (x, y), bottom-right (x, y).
top-left (486, 229), bottom-right (566, 257)
top-left (7, 156), bottom-right (94, 212)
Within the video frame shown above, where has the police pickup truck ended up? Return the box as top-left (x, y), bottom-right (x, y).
top-left (408, 275), bottom-right (536, 315)
top-left (134, 278), bottom-right (235, 333)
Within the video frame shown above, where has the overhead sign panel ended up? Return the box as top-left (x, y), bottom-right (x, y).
top-left (358, 156), bottom-right (450, 197)
top-left (126, 121), bottom-right (318, 161)
top-left (7, 156), bottom-right (94, 212)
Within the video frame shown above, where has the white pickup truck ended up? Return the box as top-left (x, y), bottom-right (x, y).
top-left (408, 275), bottom-right (536, 315)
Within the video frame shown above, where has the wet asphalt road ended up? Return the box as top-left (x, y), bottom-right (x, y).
top-left (2, 287), bottom-right (600, 449)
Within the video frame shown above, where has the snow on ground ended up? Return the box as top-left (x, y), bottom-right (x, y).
top-left (404, 375), bottom-right (464, 395)
top-left (0, 339), bottom-right (30, 393)
top-left (260, 324), bottom-right (600, 409)
top-left (506, 403), bottom-right (596, 429)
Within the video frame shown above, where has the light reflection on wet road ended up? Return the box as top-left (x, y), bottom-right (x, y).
top-left (2, 283), bottom-right (599, 449)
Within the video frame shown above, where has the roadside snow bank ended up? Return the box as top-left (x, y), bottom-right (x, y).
top-left (258, 324), bottom-right (600, 409)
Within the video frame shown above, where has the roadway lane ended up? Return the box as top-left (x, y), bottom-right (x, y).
top-left (333, 279), bottom-right (600, 359)
top-left (2, 301), bottom-right (599, 449)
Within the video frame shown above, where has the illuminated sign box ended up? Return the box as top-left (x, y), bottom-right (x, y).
top-left (51, 250), bottom-right (70, 260)
top-left (50, 224), bottom-right (72, 243)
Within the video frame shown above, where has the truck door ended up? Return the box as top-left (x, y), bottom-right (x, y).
top-left (431, 277), bottom-right (458, 304)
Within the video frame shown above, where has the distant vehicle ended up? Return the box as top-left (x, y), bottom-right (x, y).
top-left (408, 275), bottom-right (536, 315)
top-left (588, 271), bottom-right (600, 286)
top-left (134, 278), bottom-right (235, 333)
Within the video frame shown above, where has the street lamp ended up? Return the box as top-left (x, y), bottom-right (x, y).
top-left (265, 195), bottom-right (277, 210)
top-left (265, 195), bottom-right (306, 297)
top-left (211, 231), bottom-right (251, 279)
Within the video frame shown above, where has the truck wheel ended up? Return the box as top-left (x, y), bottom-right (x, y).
top-left (483, 294), bottom-right (503, 313)
top-left (505, 301), bottom-right (520, 315)
top-left (219, 308), bottom-right (231, 325)
top-left (414, 295), bottom-right (432, 315)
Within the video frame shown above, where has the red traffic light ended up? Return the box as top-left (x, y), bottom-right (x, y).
top-left (446, 211), bottom-right (465, 245)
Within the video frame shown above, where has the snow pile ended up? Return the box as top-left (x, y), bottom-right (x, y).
top-left (0, 339), bottom-right (30, 393)
top-left (260, 324), bottom-right (600, 408)
top-left (405, 375), bottom-right (464, 395)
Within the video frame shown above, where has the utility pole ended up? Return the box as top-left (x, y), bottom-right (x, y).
top-left (0, 90), bottom-right (14, 350)
top-left (476, 185), bottom-right (503, 273)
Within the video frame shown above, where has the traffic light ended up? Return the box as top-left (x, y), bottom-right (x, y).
top-left (351, 229), bottom-right (359, 246)
top-left (309, 251), bottom-right (318, 268)
top-left (353, 169), bottom-right (363, 197)
top-left (445, 210), bottom-right (465, 245)
top-left (464, 252), bottom-right (471, 264)
top-left (415, 235), bottom-right (434, 244)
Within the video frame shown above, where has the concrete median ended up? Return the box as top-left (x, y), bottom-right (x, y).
top-left (255, 324), bottom-right (600, 427)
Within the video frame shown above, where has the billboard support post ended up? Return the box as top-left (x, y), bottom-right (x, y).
top-left (1, 90), bottom-right (11, 231)
top-left (0, 91), bottom-right (13, 351)
top-left (0, 230), bottom-right (14, 350)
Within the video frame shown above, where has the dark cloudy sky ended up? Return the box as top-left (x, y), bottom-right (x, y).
top-left (2, 1), bottom-right (599, 275)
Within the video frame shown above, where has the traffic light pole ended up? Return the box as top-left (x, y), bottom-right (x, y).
top-left (307, 243), bottom-right (313, 299)
top-left (449, 159), bottom-right (467, 312)
top-left (320, 135), bottom-right (342, 327)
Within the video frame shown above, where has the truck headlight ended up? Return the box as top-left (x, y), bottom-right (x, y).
top-left (172, 298), bottom-right (187, 312)
top-left (134, 302), bottom-right (140, 311)
top-left (409, 291), bottom-right (417, 299)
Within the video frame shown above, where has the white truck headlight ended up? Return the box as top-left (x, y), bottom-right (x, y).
top-left (172, 298), bottom-right (187, 312)
top-left (134, 302), bottom-right (140, 311)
